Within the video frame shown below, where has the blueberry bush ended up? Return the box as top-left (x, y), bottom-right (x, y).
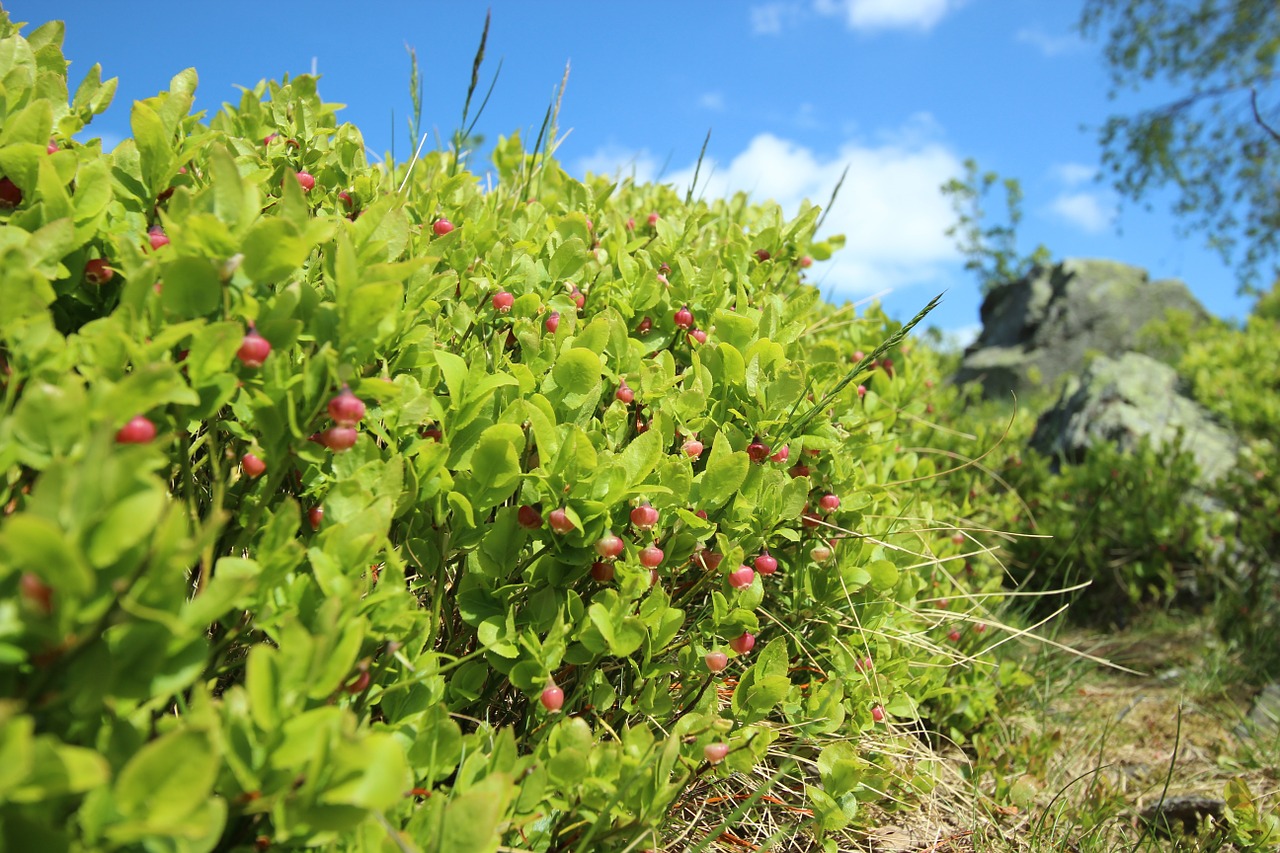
top-left (0, 13), bottom-right (1013, 851)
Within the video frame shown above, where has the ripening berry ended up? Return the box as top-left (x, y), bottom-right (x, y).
top-left (630, 503), bottom-right (659, 530)
top-left (819, 493), bottom-right (840, 512)
top-left (148, 226), bottom-right (169, 250)
top-left (975, 623), bottom-right (987, 634)
top-left (548, 508), bottom-right (575, 534)
top-left (687, 328), bottom-right (707, 345)
top-left (116, 415), bottom-right (157, 444)
top-left (545, 312), bottom-right (560, 334)
top-left (492, 291), bottom-right (514, 312)
top-left (237, 327), bottom-right (272, 368)
top-left (754, 553), bottom-right (778, 575)
top-left (728, 566), bottom-right (755, 589)
top-left (871, 705), bottom-right (885, 723)
top-left (318, 426), bottom-right (358, 452)
top-left (704, 742), bottom-right (729, 764)
top-left (810, 545), bottom-right (832, 562)
top-left (729, 632), bottom-right (755, 654)
top-left (639, 544), bottom-right (664, 568)
top-left (799, 255), bottom-right (813, 268)
top-left (294, 171), bottom-right (316, 192)
top-left (647, 212), bottom-right (659, 226)
top-left (328, 386), bottom-right (366, 426)
top-left (433, 218), bottom-right (454, 236)
top-left (705, 651), bottom-right (728, 672)
top-left (517, 505), bottom-right (543, 530)
top-left (595, 533), bottom-right (625, 559)
top-left (570, 286), bottom-right (585, 311)
top-left (857, 384), bottom-right (867, 398)
top-left (674, 305), bottom-right (693, 329)
top-left (241, 453), bottom-right (267, 478)
top-left (951, 532), bottom-right (965, 546)
top-left (683, 438), bottom-right (704, 458)
top-left (540, 683), bottom-right (564, 712)
top-left (770, 445), bottom-right (790, 463)
top-left (615, 381), bottom-right (634, 404)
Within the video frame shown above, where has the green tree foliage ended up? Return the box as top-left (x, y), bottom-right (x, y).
top-left (941, 158), bottom-right (1051, 294)
top-left (1080, 0), bottom-right (1280, 290)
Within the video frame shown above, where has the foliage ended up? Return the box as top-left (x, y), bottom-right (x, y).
top-left (1079, 0), bottom-right (1280, 291)
top-left (941, 158), bottom-right (1051, 295)
top-left (0, 11), bottom-right (1019, 852)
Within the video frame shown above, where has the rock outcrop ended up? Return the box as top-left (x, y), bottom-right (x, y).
top-left (954, 259), bottom-right (1210, 401)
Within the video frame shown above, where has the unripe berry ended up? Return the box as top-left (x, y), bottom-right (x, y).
top-left (540, 684), bottom-right (564, 712)
top-left (433, 218), bottom-right (454, 236)
top-left (705, 651), bottom-right (728, 672)
top-left (728, 566), bottom-right (755, 589)
top-left (810, 545), bottom-right (832, 562)
top-left (492, 291), bottom-right (514, 312)
top-left (241, 453), bottom-right (266, 478)
top-left (630, 503), bottom-right (659, 530)
top-left (595, 533), bottom-right (625, 559)
top-left (548, 508), bottom-right (575, 534)
top-left (328, 386), bottom-right (366, 426)
top-left (704, 742), bottom-right (729, 764)
top-left (237, 327), bottom-right (272, 368)
top-left (639, 544), bottom-right (664, 568)
top-left (683, 438), bottom-right (704, 458)
top-left (799, 255), bottom-right (813, 268)
top-left (754, 553), bottom-right (778, 575)
top-left (729, 632), bottom-right (755, 654)
top-left (615, 381), bottom-right (634, 404)
top-left (819, 493), bottom-right (840, 512)
top-left (116, 415), bottom-right (157, 444)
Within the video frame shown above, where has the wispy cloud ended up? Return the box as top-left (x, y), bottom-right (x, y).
top-left (816, 0), bottom-right (966, 32)
top-left (578, 124), bottom-right (963, 300)
top-left (1015, 26), bottom-right (1086, 57)
top-left (699, 91), bottom-right (726, 112)
top-left (750, 2), bottom-right (803, 35)
top-left (1052, 162), bottom-right (1098, 187)
top-left (576, 145), bottom-right (663, 184)
top-left (1049, 192), bottom-right (1112, 233)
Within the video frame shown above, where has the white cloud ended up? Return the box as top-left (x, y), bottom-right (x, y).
top-left (1015, 26), bottom-right (1086, 57)
top-left (579, 126), bottom-right (963, 300)
top-left (1049, 192), bottom-right (1113, 233)
top-left (699, 92), bottom-right (726, 112)
top-left (576, 145), bottom-right (662, 184)
top-left (816, 0), bottom-right (965, 32)
top-left (1052, 162), bottom-right (1097, 187)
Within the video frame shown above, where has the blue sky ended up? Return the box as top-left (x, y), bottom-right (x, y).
top-left (22, 0), bottom-right (1257, 338)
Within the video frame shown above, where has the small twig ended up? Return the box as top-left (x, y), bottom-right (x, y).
top-left (1250, 88), bottom-right (1280, 144)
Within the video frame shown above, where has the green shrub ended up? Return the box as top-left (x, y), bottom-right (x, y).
top-left (0, 13), bottom-right (1010, 851)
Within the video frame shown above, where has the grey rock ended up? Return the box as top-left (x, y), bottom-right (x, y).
top-left (1029, 352), bottom-right (1240, 489)
top-left (1137, 794), bottom-right (1226, 837)
top-left (1236, 682), bottom-right (1280, 740)
top-left (955, 259), bottom-right (1210, 400)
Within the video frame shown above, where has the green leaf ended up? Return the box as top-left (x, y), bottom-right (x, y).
top-left (160, 256), bottom-right (221, 318)
top-left (553, 347), bottom-right (602, 393)
top-left (866, 559), bottom-right (899, 591)
top-left (589, 602), bottom-right (646, 656)
top-left (130, 99), bottom-right (173, 196)
top-left (242, 218), bottom-right (309, 284)
top-left (548, 237), bottom-right (588, 281)
top-left (699, 434), bottom-right (749, 511)
top-left (0, 514), bottom-right (93, 595)
top-left (113, 728), bottom-right (220, 829)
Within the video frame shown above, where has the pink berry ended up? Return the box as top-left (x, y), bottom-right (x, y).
top-left (590, 560), bottom-right (615, 582)
top-left (47, 139), bottom-right (61, 155)
top-left (241, 453), bottom-right (266, 478)
top-left (615, 381), bottom-right (634, 404)
top-left (295, 171), bottom-right (315, 192)
top-left (948, 629), bottom-right (962, 643)
top-left (84, 258), bottom-right (113, 286)
top-left (729, 632), bottom-right (755, 655)
top-left (704, 742), bottom-right (729, 764)
top-left (770, 445), bottom-right (790, 463)
top-left (236, 327), bottom-right (272, 368)
top-left (548, 508), bottom-right (575, 534)
top-left (819, 493), bottom-right (840, 512)
top-left (754, 553), bottom-right (778, 575)
top-left (747, 440), bottom-right (770, 463)
top-left (639, 545), bottom-right (664, 568)
top-left (115, 415), bottom-right (156, 444)
top-left (147, 226), bottom-right (169, 250)
top-left (540, 684), bottom-right (564, 712)
top-left (318, 426), bottom-right (358, 452)
top-left (517, 505), bottom-right (543, 529)
top-left (263, 133), bottom-right (279, 145)
top-left (630, 503), bottom-right (659, 530)
top-left (705, 651), bottom-right (728, 672)
top-left (674, 305), bottom-right (693, 329)
top-left (327, 386), bottom-right (366, 426)
top-left (799, 256), bottom-right (813, 268)
top-left (683, 438), bottom-right (704, 458)
top-left (433, 218), bottom-right (454, 236)
top-left (570, 287), bottom-right (585, 311)
top-left (855, 656), bottom-right (873, 673)
top-left (647, 212), bottom-right (659, 226)
top-left (308, 506), bottom-right (324, 530)
top-left (853, 351), bottom-right (865, 362)
top-left (871, 705), bottom-right (885, 723)
top-left (687, 329), bottom-right (707, 345)
top-left (626, 217), bottom-right (636, 231)
top-left (492, 291), bottom-right (514, 312)
top-left (728, 566), bottom-right (755, 589)
top-left (975, 623), bottom-right (987, 634)
top-left (951, 532), bottom-right (965, 546)
top-left (545, 312), bottom-right (560, 334)
top-left (857, 384), bottom-right (867, 398)
top-left (595, 533), bottom-right (625, 559)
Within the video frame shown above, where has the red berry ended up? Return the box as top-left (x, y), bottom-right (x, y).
top-left (0, 177), bottom-right (22, 207)
top-left (590, 560), bottom-right (615, 582)
top-left (19, 573), bottom-right (53, 614)
top-left (819, 493), bottom-right (840, 512)
top-left (263, 133), bottom-right (279, 145)
top-left (148, 226), bottom-right (169, 250)
top-left (770, 445), bottom-right (790, 463)
top-left (948, 628), bottom-right (962, 643)
top-left (338, 190), bottom-right (353, 208)
top-left (647, 212), bottom-right (659, 226)
top-left (789, 463), bottom-right (810, 478)
top-left (975, 623), bottom-right (987, 634)
top-left (802, 511), bottom-right (822, 528)
top-left (695, 509), bottom-right (708, 520)
top-left (630, 503), bottom-right (659, 530)
top-left (687, 329), bottom-right (707, 345)
top-left (241, 453), bottom-right (267, 478)
top-left (695, 551), bottom-right (723, 571)
top-left (492, 291), bottom-right (515, 313)
top-left (517, 505), bottom-right (543, 529)
top-left (636, 316), bottom-right (652, 335)
top-left (328, 386), bottom-right (366, 426)
top-left (615, 381), bottom-right (634, 404)
top-left (595, 533), bottom-right (625, 559)
top-left (705, 651), bottom-right (728, 672)
top-left (548, 508), bottom-right (575, 534)
top-left (540, 684), bottom-right (564, 712)
top-left (307, 506), bottom-right (324, 530)
top-left (545, 312), bottom-right (560, 334)
top-left (729, 632), bottom-right (755, 654)
top-left (421, 425), bottom-right (443, 441)
top-left (84, 258), bottom-right (114, 286)
top-left (871, 705), bottom-right (885, 723)
top-left (346, 670), bottom-right (372, 694)
top-left (674, 305), bottom-right (693, 329)
top-left (237, 327), bottom-right (272, 368)
top-left (295, 171), bottom-right (315, 192)
top-left (754, 553), bottom-right (778, 575)
top-left (728, 566), bottom-right (755, 589)
top-left (704, 742), bottom-right (729, 764)
top-left (683, 438), bottom-right (704, 458)
top-left (318, 426), bottom-right (358, 452)
top-left (747, 440), bottom-right (770, 463)
top-left (754, 249), bottom-right (771, 262)
top-left (639, 545), bottom-right (664, 568)
top-left (433, 218), bottom-right (454, 236)
top-left (116, 415), bottom-right (157, 444)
